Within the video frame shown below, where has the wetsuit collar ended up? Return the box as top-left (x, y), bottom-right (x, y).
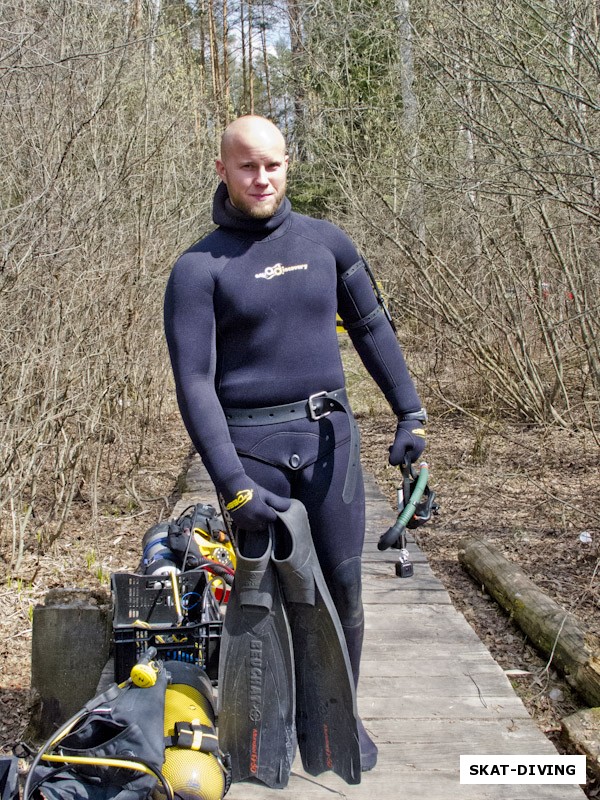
top-left (212, 181), bottom-right (291, 234)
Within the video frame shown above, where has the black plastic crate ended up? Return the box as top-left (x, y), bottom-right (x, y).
top-left (111, 571), bottom-right (223, 682)
top-left (112, 570), bottom-right (216, 628)
top-left (112, 618), bottom-right (222, 683)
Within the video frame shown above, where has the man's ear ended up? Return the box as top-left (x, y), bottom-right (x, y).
top-left (215, 158), bottom-right (227, 182)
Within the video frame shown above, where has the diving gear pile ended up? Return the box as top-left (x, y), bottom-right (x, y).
top-left (22, 508), bottom-right (234, 800)
top-left (218, 499), bottom-right (362, 787)
top-left (20, 497), bottom-right (369, 797)
top-left (24, 659), bottom-right (230, 800)
top-left (112, 503), bottom-right (235, 683)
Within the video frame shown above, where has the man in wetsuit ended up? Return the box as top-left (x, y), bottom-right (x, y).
top-left (164, 115), bottom-right (426, 771)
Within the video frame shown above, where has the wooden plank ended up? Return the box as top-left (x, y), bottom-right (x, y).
top-left (362, 588), bottom-right (453, 604)
top-left (362, 568), bottom-right (437, 590)
top-left (363, 601), bottom-right (468, 625)
top-left (362, 550), bottom-right (432, 568)
top-left (359, 650), bottom-right (509, 678)
top-left (361, 639), bottom-right (505, 665)
top-left (363, 619), bottom-right (488, 647)
top-left (360, 693), bottom-right (530, 721)
top-left (363, 555), bottom-right (429, 574)
top-left (359, 669), bottom-right (519, 698)
top-left (364, 716), bottom-right (567, 751)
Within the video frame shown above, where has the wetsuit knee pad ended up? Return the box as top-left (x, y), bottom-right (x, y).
top-left (328, 556), bottom-right (364, 628)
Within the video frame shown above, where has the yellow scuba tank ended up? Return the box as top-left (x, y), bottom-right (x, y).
top-left (153, 661), bottom-right (230, 800)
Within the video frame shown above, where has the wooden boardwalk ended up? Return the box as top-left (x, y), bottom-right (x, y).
top-left (175, 457), bottom-right (587, 800)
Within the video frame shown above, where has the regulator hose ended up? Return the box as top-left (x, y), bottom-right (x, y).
top-left (377, 462), bottom-right (429, 551)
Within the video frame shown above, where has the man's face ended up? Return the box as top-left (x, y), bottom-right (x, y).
top-left (216, 125), bottom-right (288, 219)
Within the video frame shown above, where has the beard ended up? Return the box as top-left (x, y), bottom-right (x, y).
top-left (228, 183), bottom-right (287, 219)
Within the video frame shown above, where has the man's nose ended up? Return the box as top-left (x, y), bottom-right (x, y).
top-left (254, 167), bottom-right (269, 185)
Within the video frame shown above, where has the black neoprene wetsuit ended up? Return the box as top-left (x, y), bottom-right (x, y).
top-left (164, 182), bottom-right (422, 683)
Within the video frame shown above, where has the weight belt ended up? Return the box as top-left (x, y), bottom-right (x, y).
top-left (222, 388), bottom-right (359, 504)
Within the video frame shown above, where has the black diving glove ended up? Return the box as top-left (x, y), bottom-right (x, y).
top-left (389, 417), bottom-right (426, 466)
top-left (219, 472), bottom-right (291, 532)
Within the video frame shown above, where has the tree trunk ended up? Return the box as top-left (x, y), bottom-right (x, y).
top-left (222, 0), bottom-right (230, 123)
top-left (248, 0), bottom-right (254, 113)
top-left (395, 0), bottom-right (425, 254)
top-left (287, 0), bottom-right (306, 159)
top-left (240, 0), bottom-right (248, 111)
top-left (458, 537), bottom-right (600, 708)
top-left (208, 0), bottom-right (223, 121)
top-left (260, 1), bottom-right (272, 117)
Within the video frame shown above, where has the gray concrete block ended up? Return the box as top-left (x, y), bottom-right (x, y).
top-left (28, 588), bottom-right (112, 740)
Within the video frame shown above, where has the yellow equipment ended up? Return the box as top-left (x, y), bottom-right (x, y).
top-left (154, 661), bottom-right (229, 800)
top-left (24, 655), bottom-right (229, 800)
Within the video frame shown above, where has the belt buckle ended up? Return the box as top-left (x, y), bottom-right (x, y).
top-left (308, 391), bottom-right (331, 421)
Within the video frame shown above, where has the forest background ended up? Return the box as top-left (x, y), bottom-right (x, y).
top-left (0, 0), bottom-right (599, 772)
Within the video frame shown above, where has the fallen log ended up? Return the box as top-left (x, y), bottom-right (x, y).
top-left (458, 537), bottom-right (600, 708)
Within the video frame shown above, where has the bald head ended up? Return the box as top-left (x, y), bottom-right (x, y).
top-left (220, 115), bottom-right (286, 162)
top-left (216, 116), bottom-right (289, 220)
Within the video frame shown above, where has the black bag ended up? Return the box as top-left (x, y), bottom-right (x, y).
top-left (25, 672), bottom-right (168, 800)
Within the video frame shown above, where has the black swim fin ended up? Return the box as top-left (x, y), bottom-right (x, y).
top-left (271, 500), bottom-right (362, 785)
top-left (217, 529), bottom-right (296, 789)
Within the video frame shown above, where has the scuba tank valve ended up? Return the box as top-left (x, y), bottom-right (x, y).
top-left (131, 646), bottom-right (162, 688)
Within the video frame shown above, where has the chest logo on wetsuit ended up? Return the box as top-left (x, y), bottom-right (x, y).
top-left (255, 262), bottom-right (308, 280)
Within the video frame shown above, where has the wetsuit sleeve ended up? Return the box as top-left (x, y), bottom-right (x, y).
top-left (336, 251), bottom-right (422, 416)
top-left (164, 252), bottom-right (244, 488)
